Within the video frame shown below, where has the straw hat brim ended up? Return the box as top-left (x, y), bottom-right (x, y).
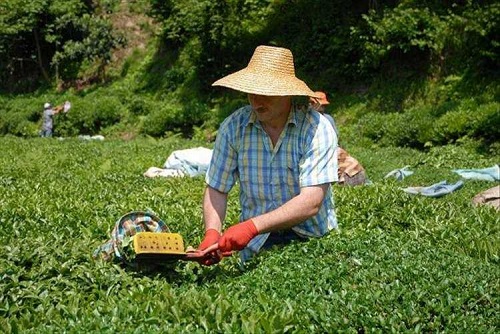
top-left (213, 68), bottom-right (320, 98)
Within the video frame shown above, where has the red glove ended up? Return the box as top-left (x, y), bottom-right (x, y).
top-left (197, 229), bottom-right (220, 251)
top-left (197, 229), bottom-right (221, 266)
top-left (218, 219), bottom-right (258, 252)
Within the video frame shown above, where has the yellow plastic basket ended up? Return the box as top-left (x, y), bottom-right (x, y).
top-left (133, 232), bottom-right (186, 261)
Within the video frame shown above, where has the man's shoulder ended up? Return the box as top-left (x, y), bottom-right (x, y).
top-left (229, 105), bottom-right (252, 118)
top-left (323, 113), bottom-right (334, 122)
top-left (221, 105), bottom-right (252, 127)
top-left (293, 107), bottom-right (336, 145)
top-left (292, 106), bottom-right (324, 128)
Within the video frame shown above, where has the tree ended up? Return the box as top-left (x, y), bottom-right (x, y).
top-left (0, 0), bottom-right (50, 91)
top-left (0, 0), bottom-right (124, 93)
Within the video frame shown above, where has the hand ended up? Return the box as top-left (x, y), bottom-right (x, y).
top-left (309, 99), bottom-right (321, 111)
top-left (218, 219), bottom-right (258, 252)
top-left (197, 229), bottom-right (220, 251)
top-left (197, 229), bottom-right (221, 266)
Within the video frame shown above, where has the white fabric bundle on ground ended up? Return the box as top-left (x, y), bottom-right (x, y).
top-left (144, 147), bottom-right (213, 178)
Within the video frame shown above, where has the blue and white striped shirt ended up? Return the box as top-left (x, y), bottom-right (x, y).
top-left (206, 104), bottom-right (338, 260)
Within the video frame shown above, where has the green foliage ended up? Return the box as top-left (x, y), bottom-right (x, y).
top-left (337, 72), bottom-right (499, 151)
top-left (0, 113), bottom-right (38, 137)
top-left (146, 0), bottom-right (275, 93)
top-left (472, 102), bottom-right (500, 144)
top-left (55, 94), bottom-right (127, 136)
top-left (0, 0), bottom-right (498, 152)
top-left (263, 0), bottom-right (367, 89)
top-left (434, 100), bottom-right (500, 147)
top-left (357, 107), bottom-right (434, 149)
top-left (353, 1), bottom-right (500, 75)
top-left (355, 6), bottom-right (443, 69)
top-left (51, 13), bottom-right (126, 80)
top-left (0, 96), bottom-right (50, 137)
top-left (141, 102), bottom-right (179, 137)
top-left (0, 137), bottom-right (498, 331)
top-left (0, 0), bottom-right (45, 35)
top-left (0, 0), bottom-right (124, 92)
top-left (141, 98), bottom-right (210, 138)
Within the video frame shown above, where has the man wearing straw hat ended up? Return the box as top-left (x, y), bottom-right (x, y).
top-left (197, 45), bottom-right (338, 266)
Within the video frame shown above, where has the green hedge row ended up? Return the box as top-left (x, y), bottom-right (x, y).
top-left (0, 90), bottom-right (213, 139)
top-left (1, 87), bottom-right (497, 153)
top-left (357, 100), bottom-right (499, 149)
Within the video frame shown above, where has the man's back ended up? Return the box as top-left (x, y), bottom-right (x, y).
top-left (42, 108), bottom-right (55, 131)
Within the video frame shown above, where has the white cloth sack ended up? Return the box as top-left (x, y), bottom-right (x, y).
top-left (144, 147), bottom-right (213, 178)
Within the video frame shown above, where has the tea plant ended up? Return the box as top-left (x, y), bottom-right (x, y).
top-left (0, 137), bottom-right (498, 332)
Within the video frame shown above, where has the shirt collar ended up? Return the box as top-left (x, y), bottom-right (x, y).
top-left (245, 103), bottom-right (300, 128)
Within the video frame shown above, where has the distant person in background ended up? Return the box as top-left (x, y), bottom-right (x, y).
top-left (309, 91), bottom-right (338, 136)
top-left (337, 147), bottom-right (367, 186)
top-left (40, 102), bottom-right (63, 137)
top-left (310, 91), bottom-right (368, 186)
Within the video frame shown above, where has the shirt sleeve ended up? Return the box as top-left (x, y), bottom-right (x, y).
top-left (205, 116), bottom-right (239, 193)
top-left (299, 112), bottom-right (338, 187)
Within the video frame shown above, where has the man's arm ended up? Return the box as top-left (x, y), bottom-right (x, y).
top-left (53, 105), bottom-right (64, 114)
top-left (215, 184), bottom-right (331, 253)
top-left (196, 186), bottom-right (229, 264)
top-left (251, 184), bottom-right (330, 233)
top-left (202, 185), bottom-right (228, 233)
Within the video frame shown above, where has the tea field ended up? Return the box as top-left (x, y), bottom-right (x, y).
top-left (0, 136), bottom-right (498, 332)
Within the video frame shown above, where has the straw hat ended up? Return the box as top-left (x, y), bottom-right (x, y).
top-left (309, 91), bottom-right (330, 105)
top-left (212, 45), bottom-right (320, 98)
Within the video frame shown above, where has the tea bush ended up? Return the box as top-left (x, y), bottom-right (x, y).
top-left (141, 102), bottom-right (182, 137)
top-left (379, 107), bottom-right (435, 148)
top-left (0, 137), bottom-right (498, 332)
top-left (49, 94), bottom-right (126, 136)
top-left (324, 70), bottom-right (498, 150)
top-left (141, 99), bottom-right (211, 138)
top-left (471, 102), bottom-right (500, 145)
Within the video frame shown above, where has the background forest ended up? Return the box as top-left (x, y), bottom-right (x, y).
top-left (0, 0), bottom-right (498, 151)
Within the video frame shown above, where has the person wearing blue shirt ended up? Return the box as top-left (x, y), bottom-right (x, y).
top-left (310, 91), bottom-right (369, 186)
top-left (309, 91), bottom-right (339, 137)
top-left (40, 102), bottom-right (64, 137)
top-left (196, 45), bottom-right (339, 266)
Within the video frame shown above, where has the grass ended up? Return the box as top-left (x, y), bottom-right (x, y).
top-left (0, 136), bottom-right (498, 332)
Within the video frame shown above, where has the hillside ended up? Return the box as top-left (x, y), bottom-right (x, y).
top-left (0, 0), bottom-right (498, 153)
